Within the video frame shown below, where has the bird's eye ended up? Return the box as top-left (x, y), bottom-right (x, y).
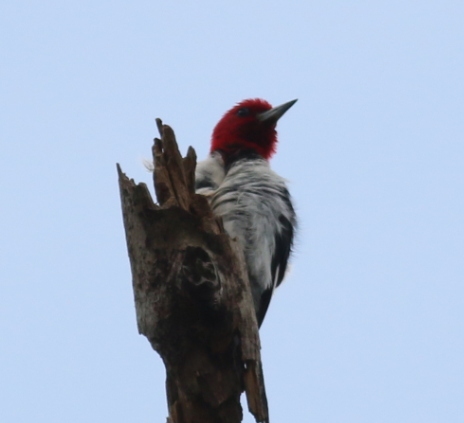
top-left (237, 107), bottom-right (250, 117)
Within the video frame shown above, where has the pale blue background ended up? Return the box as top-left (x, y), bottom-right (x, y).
top-left (1, 1), bottom-right (463, 422)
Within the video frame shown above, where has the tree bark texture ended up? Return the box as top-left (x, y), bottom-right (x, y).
top-left (117, 120), bottom-right (269, 423)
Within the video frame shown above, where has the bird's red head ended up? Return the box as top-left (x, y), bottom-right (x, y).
top-left (211, 98), bottom-right (297, 160)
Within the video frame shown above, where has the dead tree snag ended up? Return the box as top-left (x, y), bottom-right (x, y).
top-left (117, 120), bottom-right (269, 423)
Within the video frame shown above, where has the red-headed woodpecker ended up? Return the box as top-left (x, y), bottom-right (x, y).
top-left (196, 99), bottom-right (297, 327)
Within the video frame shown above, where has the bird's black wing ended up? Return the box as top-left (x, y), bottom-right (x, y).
top-left (257, 207), bottom-right (295, 327)
top-left (272, 213), bottom-right (295, 288)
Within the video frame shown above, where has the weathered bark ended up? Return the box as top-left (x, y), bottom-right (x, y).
top-left (117, 120), bottom-right (269, 423)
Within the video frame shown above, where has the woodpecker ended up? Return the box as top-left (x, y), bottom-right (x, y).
top-left (195, 99), bottom-right (297, 327)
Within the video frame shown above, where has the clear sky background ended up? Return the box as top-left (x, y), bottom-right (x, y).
top-left (1, 1), bottom-right (463, 422)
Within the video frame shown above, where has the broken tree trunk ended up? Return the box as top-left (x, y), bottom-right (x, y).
top-left (117, 120), bottom-right (269, 423)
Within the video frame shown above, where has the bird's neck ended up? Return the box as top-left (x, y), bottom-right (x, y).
top-left (214, 147), bottom-right (267, 169)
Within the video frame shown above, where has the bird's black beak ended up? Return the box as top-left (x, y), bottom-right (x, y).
top-left (257, 99), bottom-right (298, 124)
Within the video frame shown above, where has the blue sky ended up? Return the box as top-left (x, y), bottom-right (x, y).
top-left (1, 1), bottom-right (463, 422)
